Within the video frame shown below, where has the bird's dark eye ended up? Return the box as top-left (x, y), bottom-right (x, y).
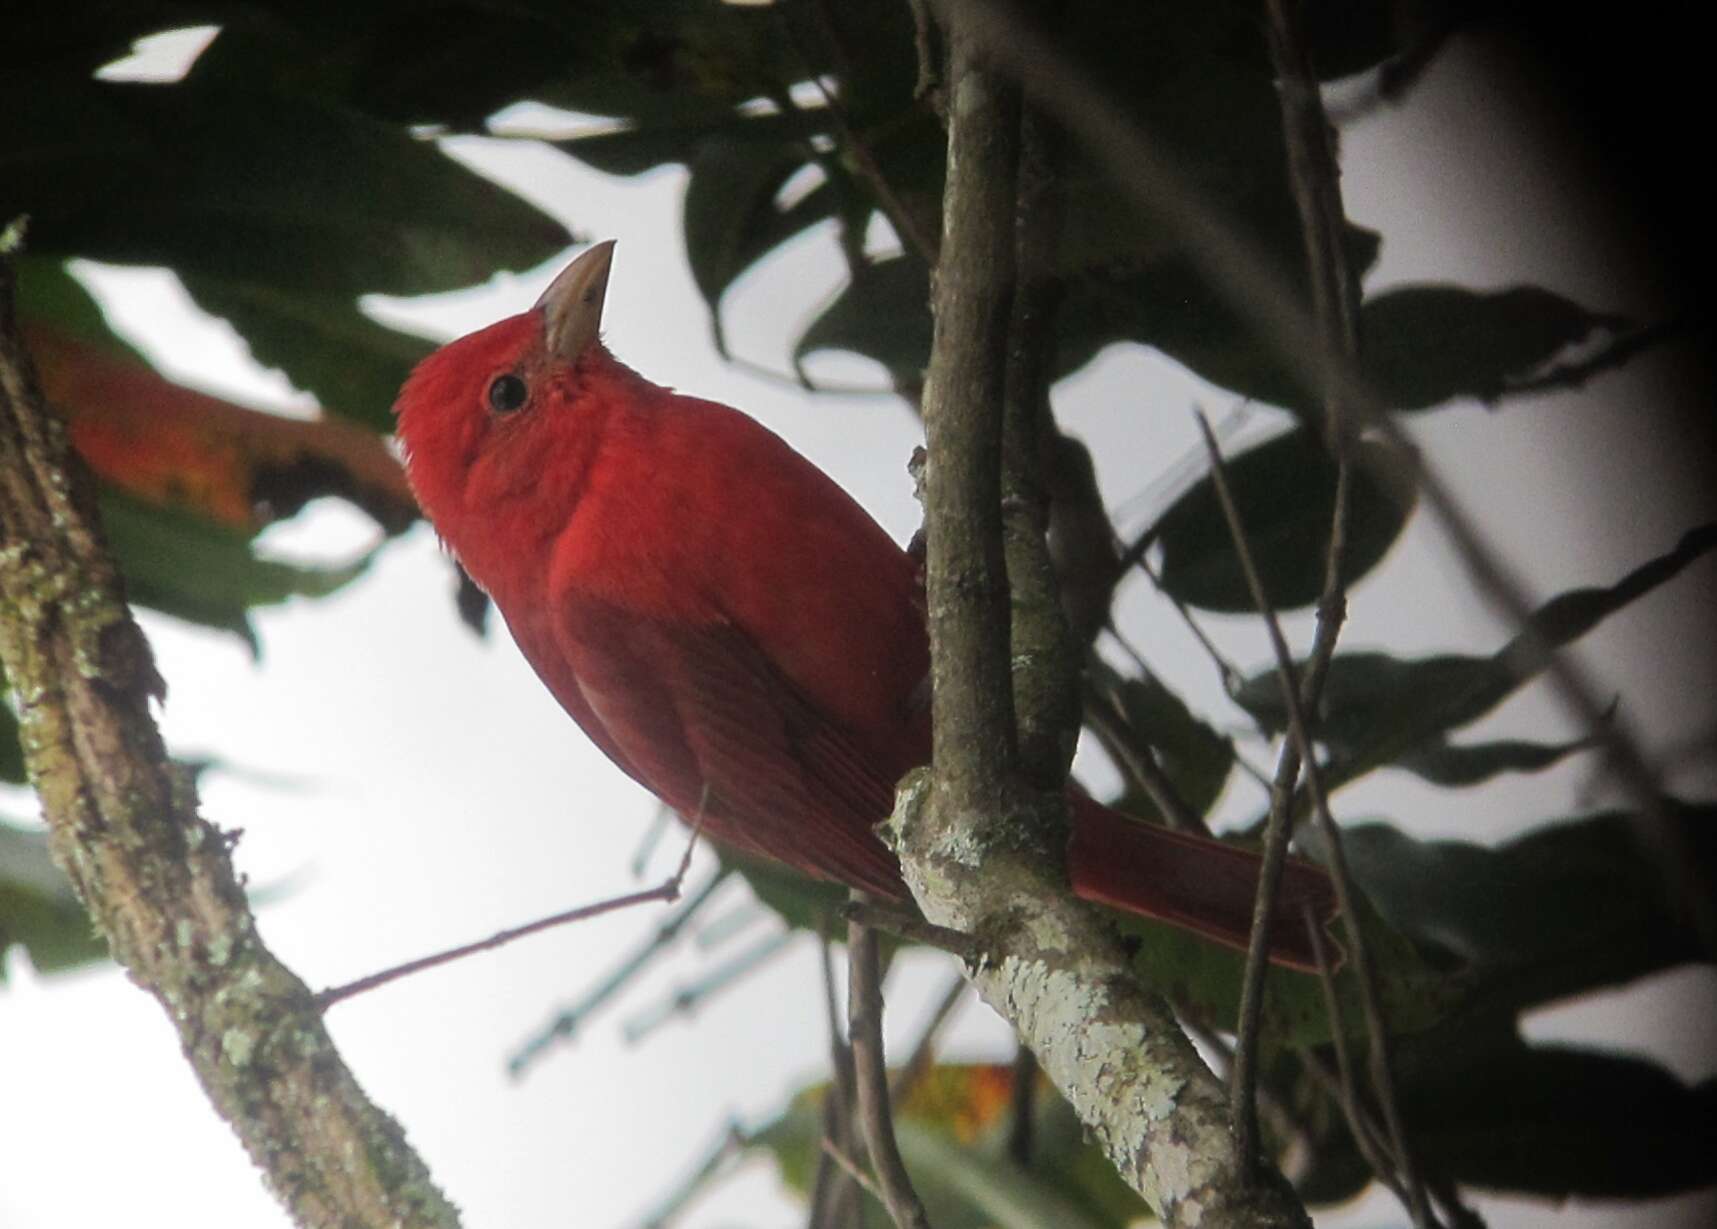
top-left (487, 373), bottom-right (528, 414)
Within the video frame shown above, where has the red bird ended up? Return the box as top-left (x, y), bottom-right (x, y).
top-left (395, 242), bottom-right (1334, 969)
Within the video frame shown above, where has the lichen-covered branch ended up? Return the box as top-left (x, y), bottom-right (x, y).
top-left (0, 243), bottom-right (459, 1229)
top-left (895, 20), bottom-right (1308, 1229)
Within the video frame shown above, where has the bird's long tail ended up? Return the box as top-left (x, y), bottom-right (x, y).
top-left (1066, 793), bottom-right (1339, 971)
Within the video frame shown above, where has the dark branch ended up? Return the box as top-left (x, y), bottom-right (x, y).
top-left (847, 896), bottom-right (933, 1229)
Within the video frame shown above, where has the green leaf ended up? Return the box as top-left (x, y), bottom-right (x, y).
top-left (1119, 876), bottom-right (1455, 1048)
top-left (101, 489), bottom-right (371, 652)
top-left (2, 5), bottom-right (186, 76)
top-left (0, 820), bottom-right (106, 979)
top-left (11, 255), bottom-right (147, 364)
top-left (794, 255), bottom-right (932, 387)
top-left (1365, 284), bottom-right (1628, 411)
top-left (1153, 427), bottom-right (1418, 612)
top-left (682, 139), bottom-right (832, 355)
top-left (178, 274), bottom-right (432, 432)
top-left (753, 1064), bottom-right (1145, 1229)
top-left (558, 108), bottom-right (825, 179)
top-left (1088, 659), bottom-right (1234, 821)
top-left (1235, 524), bottom-right (1717, 785)
top-left (1328, 807), bottom-right (1711, 1009)
top-left (1394, 1021), bottom-right (1717, 1200)
top-left (2, 74), bottom-right (570, 296)
top-left (722, 851), bottom-right (850, 934)
top-left (1397, 730), bottom-right (1601, 787)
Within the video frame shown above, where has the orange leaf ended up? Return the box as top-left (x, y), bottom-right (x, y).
top-left (27, 324), bottom-right (417, 534)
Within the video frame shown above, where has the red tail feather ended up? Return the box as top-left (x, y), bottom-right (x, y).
top-left (1066, 793), bottom-right (1339, 971)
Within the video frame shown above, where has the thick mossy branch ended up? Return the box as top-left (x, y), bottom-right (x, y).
top-left (0, 250), bottom-right (459, 1229)
top-left (900, 22), bottom-right (1310, 1229)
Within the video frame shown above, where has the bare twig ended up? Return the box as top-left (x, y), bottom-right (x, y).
top-left (620, 929), bottom-right (794, 1044)
top-left (806, 0), bottom-right (940, 264)
top-left (1232, 0), bottom-right (1363, 1185)
top-left (1178, 1010), bottom-right (1317, 1186)
top-left (1083, 680), bottom-right (1213, 835)
top-left (508, 867), bottom-right (733, 1077)
top-left (633, 1120), bottom-right (750, 1229)
top-left (1, 238), bottom-right (459, 1228)
top-left (839, 898), bottom-right (979, 958)
top-left (809, 935), bottom-right (861, 1229)
top-left (848, 895), bottom-right (934, 1229)
top-left (1193, 414), bottom-right (1429, 1226)
top-left (1134, 557), bottom-right (1247, 696)
top-left (906, 0), bottom-right (943, 109)
top-left (320, 823), bottom-right (707, 1012)
top-left (1299, 910), bottom-right (1414, 1213)
top-left (821, 1138), bottom-right (887, 1204)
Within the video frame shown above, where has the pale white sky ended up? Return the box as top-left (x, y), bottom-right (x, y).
top-left (3, 26), bottom-right (1713, 1229)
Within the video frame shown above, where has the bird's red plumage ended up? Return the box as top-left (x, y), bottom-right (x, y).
top-left (394, 256), bottom-right (1335, 969)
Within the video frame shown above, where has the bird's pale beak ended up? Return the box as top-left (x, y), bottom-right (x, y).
top-left (538, 240), bottom-right (616, 362)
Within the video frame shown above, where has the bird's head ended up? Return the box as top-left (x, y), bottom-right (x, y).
top-left (392, 240), bottom-right (617, 534)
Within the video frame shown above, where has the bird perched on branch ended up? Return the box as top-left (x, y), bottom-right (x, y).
top-left (394, 241), bottom-right (1335, 969)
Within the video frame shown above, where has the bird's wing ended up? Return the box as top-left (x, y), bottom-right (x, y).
top-left (555, 595), bottom-right (908, 898)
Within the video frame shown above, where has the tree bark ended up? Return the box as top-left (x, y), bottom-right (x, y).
top-left (0, 241), bottom-right (460, 1229)
top-left (894, 21), bottom-right (1310, 1229)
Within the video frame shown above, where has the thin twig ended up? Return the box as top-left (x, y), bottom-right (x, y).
top-left (1193, 414), bottom-right (1429, 1225)
top-left (620, 930), bottom-right (794, 1044)
top-left (1232, 0), bottom-right (1364, 1188)
top-left (906, 0), bottom-right (942, 110)
top-left (1134, 558), bottom-right (1247, 696)
top-left (800, 0), bottom-right (940, 264)
top-left (633, 1120), bottom-right (750, 1229)
top-left (821, 1138), bottom-right (887, 1204)
top-left (508, 867), bottom-right (733, 1077)
top-left (840, 898), bottom-right (979, 959)
top-left (319, 824), bottom-right (707, 1012)
top-left (1299, 909), bottom-right (1414, 1213)
top-left (319, 883), bottom-right (682, 1012)
top-left (848, 893), bottom-right (934, 1229)
top-left (810, 935), bottom-right (861, 1229)
top-left (630, 801), bottom-right (674, 877)
top-left (1082, 681), bottom-right (1213, 835)
top-left (1178, 1008), bottom-right (1317, 1185)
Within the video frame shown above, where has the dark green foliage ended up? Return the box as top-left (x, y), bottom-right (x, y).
top-left (0, 820), bottom-right (107, 976)
top-left (1153, 426), bottom-right (1419, 612)
top-left (1234, 524), bottom-right (1717, 786)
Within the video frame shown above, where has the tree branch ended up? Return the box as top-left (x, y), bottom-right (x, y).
top-left (847, 897), bottom-right (933, 1229)
top-left (892, 20), bottom-right (1310, 1228)
top-left (0, 240), bottom-right (459, 1228)
top-left (1231, 0), bottom-right (1364, 1186)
